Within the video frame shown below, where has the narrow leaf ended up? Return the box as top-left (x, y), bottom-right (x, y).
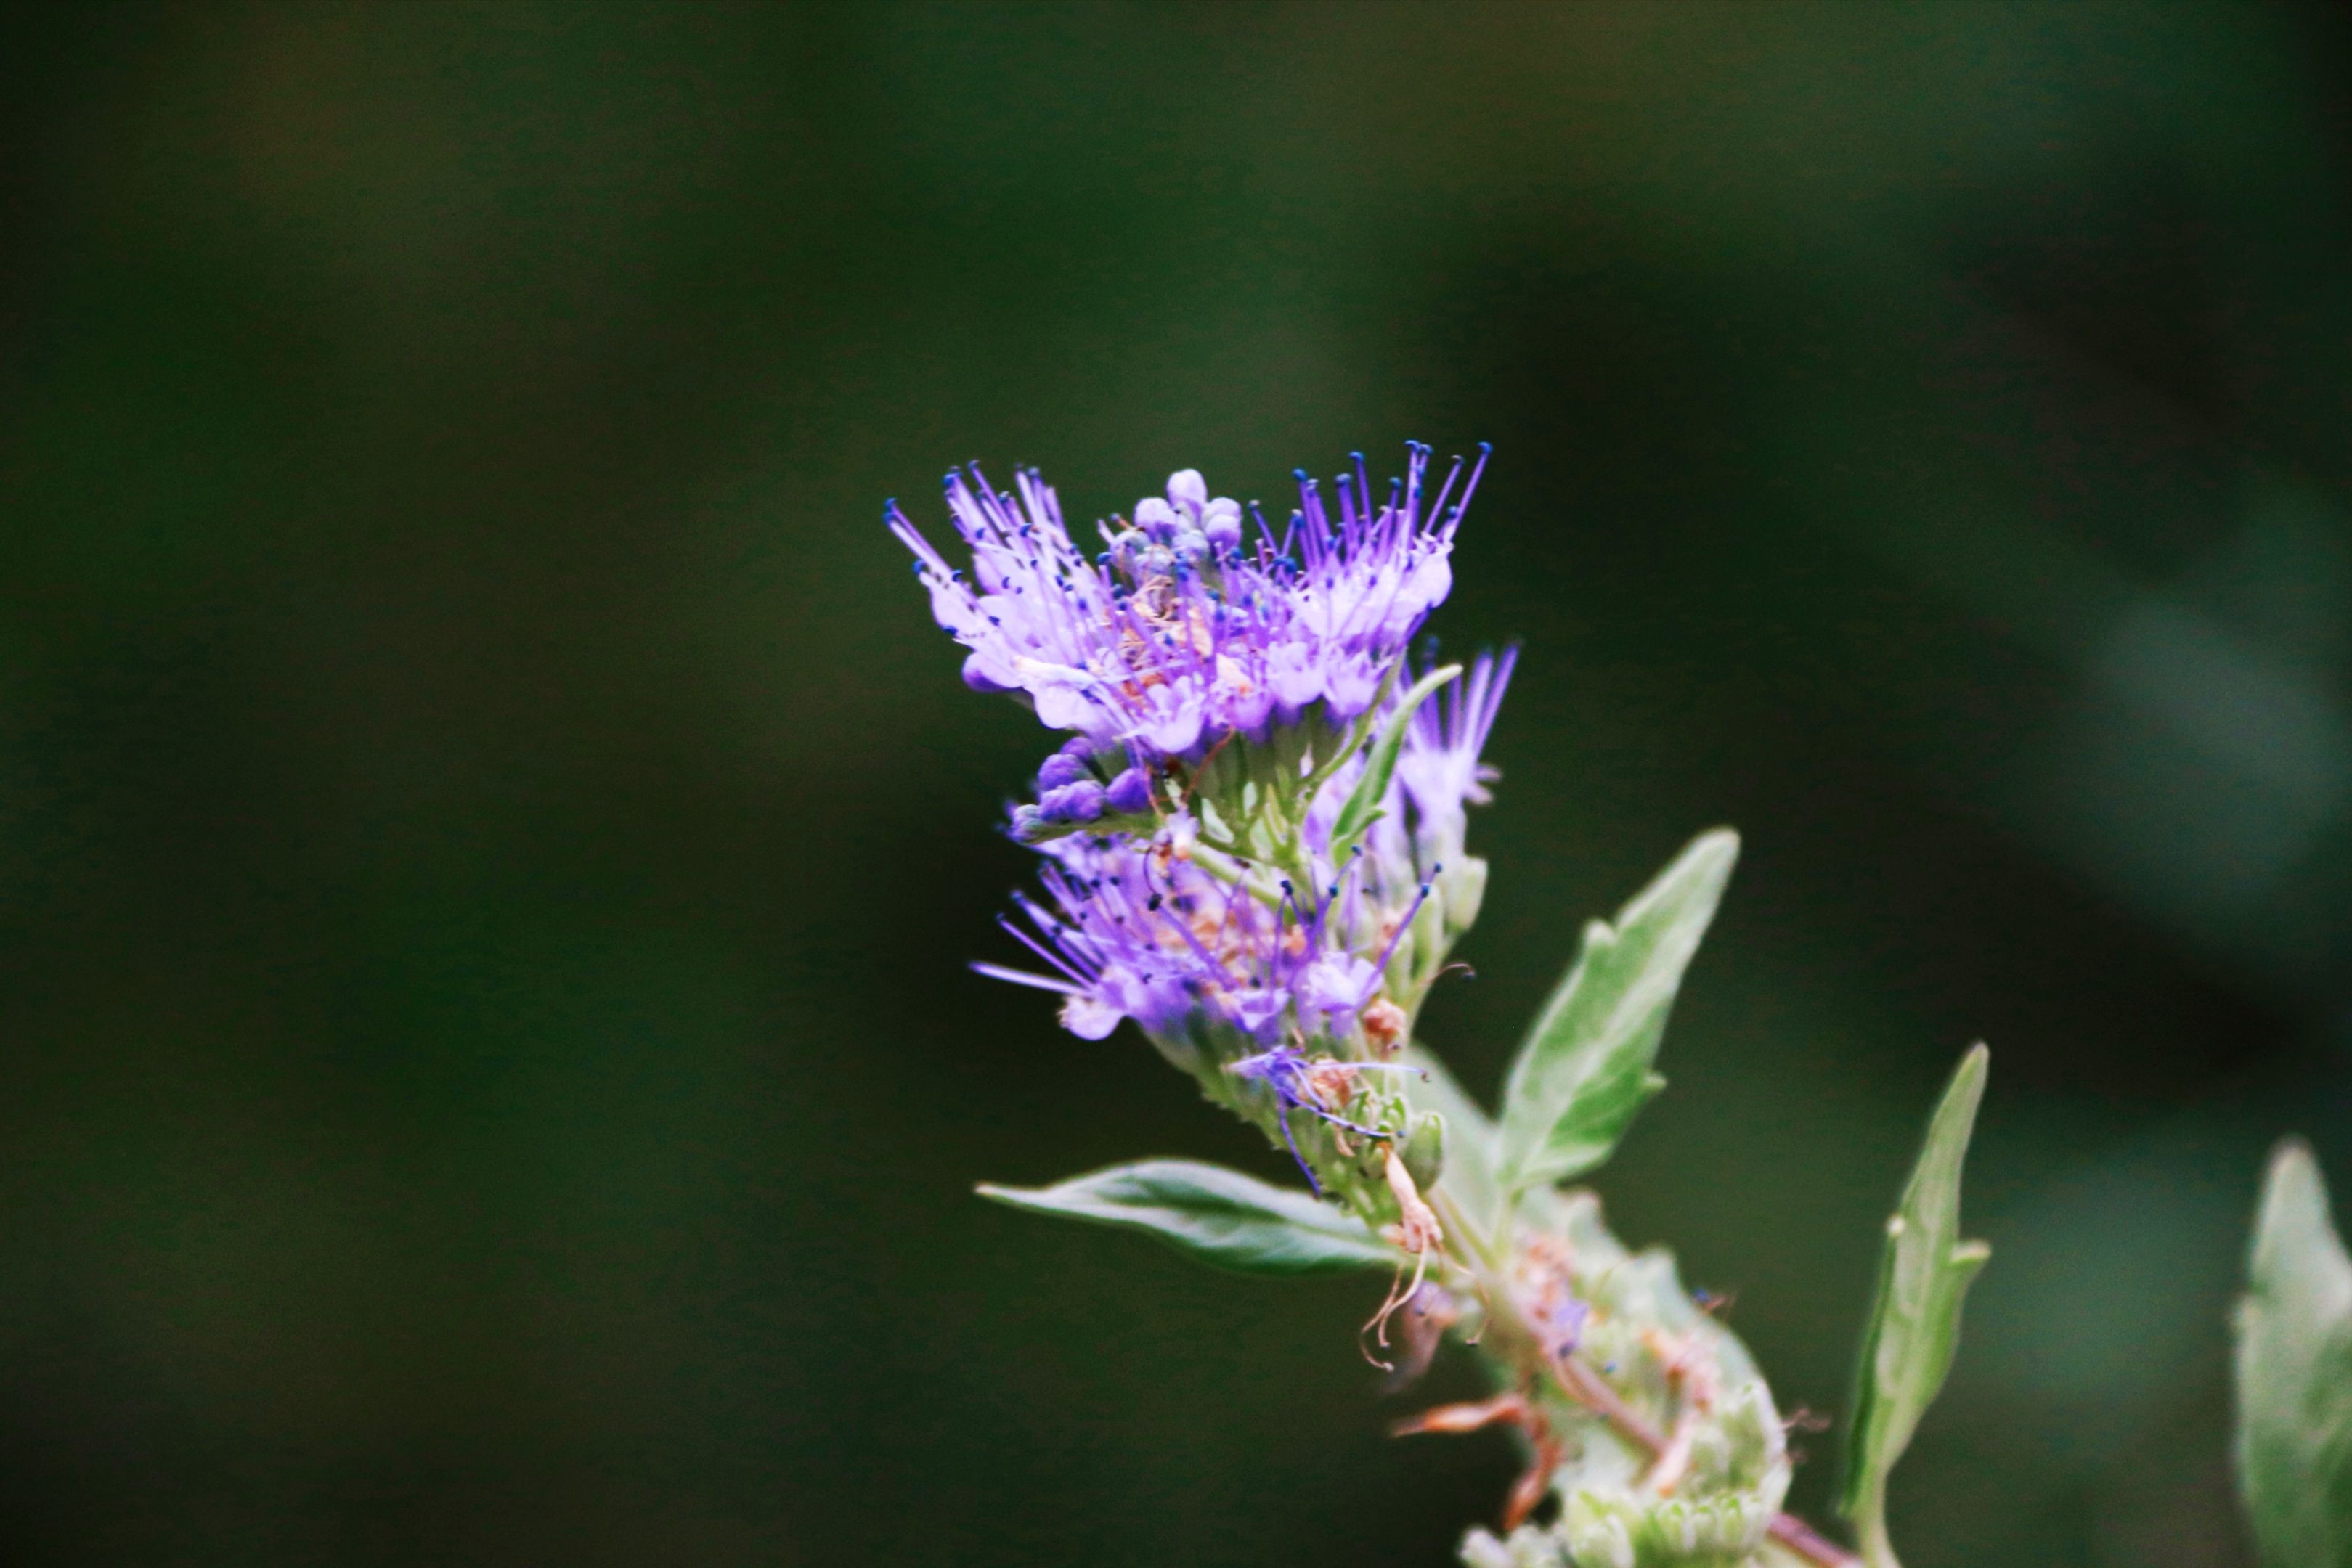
top-left (977, 1159), bottom-right (1399, 1276)
top-left (2234, 1139), bottom-right (2352, 1568)
top-left (1839, 1045), bottom-right (1991, 1568)
top-left (1330, 663), bottom-right (1462, 854)
top-left (1495, 828), bottom-right (1738, 1192)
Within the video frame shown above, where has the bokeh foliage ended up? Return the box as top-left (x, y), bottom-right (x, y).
top-left (3, 3), bottom-right (2351, 1564)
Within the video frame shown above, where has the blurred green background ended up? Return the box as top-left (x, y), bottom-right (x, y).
top-left (4, 3), bottom-right (2350, 1564)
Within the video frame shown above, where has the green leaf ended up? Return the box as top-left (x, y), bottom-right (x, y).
top-left (1494, 828), bottom-right (1738, 1192)
top-left (977, 1159), bottom-right (1400, 1276)
top-left (1839, 1045), bottom-right (1992, 1568)
top-left (2234, 1139), bottom-right (2352, 1568)
top-left (1329, 663), bottom-right (1461, 854)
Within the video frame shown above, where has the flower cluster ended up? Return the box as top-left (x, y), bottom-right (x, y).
top-left (890, 444), bottom-right (1484, 762)
top-left (896, 445), bottom-right (1510, 1198)
top-left (976, 648), bottom-right (1515, 1058)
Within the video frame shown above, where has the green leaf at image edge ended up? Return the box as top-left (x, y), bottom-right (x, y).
top-left (2234, 1139), bottom-right (2352, 1568)
top-left (1494, 828), bottom-right (1738, 1193)
top-left (1839, 1044), bottom-right (1991, 1568)
top-left (977, 1158), bottom-right (1401, 1276)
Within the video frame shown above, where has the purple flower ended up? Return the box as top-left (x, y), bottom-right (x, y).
top-left (972, 823), bottom-right (1431, 1053)
top-left (944, 448), bottom-right (1520, 1148)
top-left (890, 444), bottom-right (1488, 762)
top-left (976, 644), bottom-right (1516, 1051)
top-left (1398, 646), bottom-right (1519, 860)
top-left (1298, 952), bottom-right (1381, 1027)
top-left (969, 847), bottom-right (1195, 1042)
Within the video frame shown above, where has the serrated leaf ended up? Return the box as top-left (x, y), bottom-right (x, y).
top-left (1494, 829), bottom-right (1738, 1193)
top-left (2234, 1139), bottom-right (2352, 1568)
top-left (977, 1159), bottom-right (1399, 1276)
top-left (1839, 1045), bottom-right (1991, 1568)
top-left (1330, 663), bottom-right (1461, 854)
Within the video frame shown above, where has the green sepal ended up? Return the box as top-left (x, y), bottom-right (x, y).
top-left (1839, 1045), bottom-right (1991, 1568)
top-left (1329, 663), bottom-right (1462, 856)
top-left (2234, 1138), bottom-right (2352, 1568)
top-left (977, 1158), bottom-right (1399, 1275)
top-left (1494, 829), bottom-right (1738, 1193)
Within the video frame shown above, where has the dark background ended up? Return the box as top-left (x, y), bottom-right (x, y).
top-left (4, 4), bottom-right (2350, 1564)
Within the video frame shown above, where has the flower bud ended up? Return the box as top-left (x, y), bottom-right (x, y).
top-left (1103, 766), bottom-right (1153, 815)
top-left (1203, 497), bottom-right (1242, 553)
top-left (1712, 1381), bottom-right (1790, 1498)
top-left (1562, 1495), bottom-right (1635, 1568)
top-left (1037, 751), bottom-right (1090, 791)
top-left (1515, 1533), bottom-right (1569, 1568)
top-left (1402, 1109), bottom-right (1445, 1194)
top-left (1165, 467), bottom-right (1208, 514)
top-left (1457, 1530), bottom-right (1514, 1568)
top-left (1039, 780), bottom-right (1105, 824)
top-left (1439, 855), bottom-right (1489, 934)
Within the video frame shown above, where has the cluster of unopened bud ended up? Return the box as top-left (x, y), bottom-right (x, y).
top-left (1102, 467), bottom-right (1246, 571)
top-left (1010, 738), bottom-right (1158, 841)
top-left (1440, 1188), bottom-right (1791, 1568)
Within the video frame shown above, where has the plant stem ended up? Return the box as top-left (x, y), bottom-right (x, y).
top-left (1850, 1483), bottom-right (1897, 1568)
top-left (1771, 1512), bottom-right (1865, 1568)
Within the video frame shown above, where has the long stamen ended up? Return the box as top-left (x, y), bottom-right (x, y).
top-left (1372, 872), bottom-right (1438, 977)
